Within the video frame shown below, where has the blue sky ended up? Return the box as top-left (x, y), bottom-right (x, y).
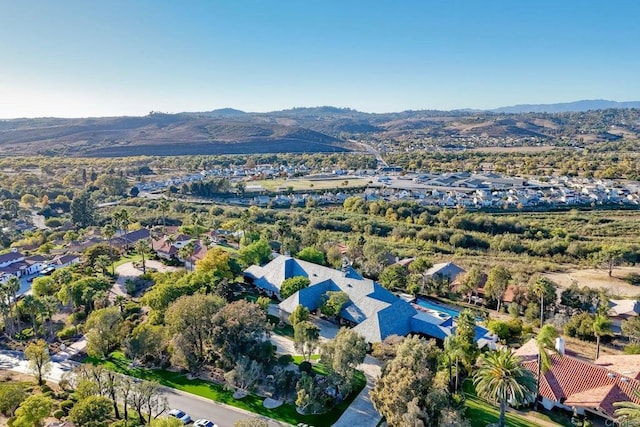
top-left (1, 1), bottom-right (638, 117)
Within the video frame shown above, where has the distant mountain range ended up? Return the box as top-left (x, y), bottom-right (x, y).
top-left (490, 99), bottom-right (640, 113)
top-left (0, 100), bottom-right (638, 157)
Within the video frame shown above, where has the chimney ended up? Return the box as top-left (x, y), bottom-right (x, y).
top-left (555, 337), bottom-right (565, 356)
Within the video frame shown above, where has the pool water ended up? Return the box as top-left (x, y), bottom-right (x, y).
top-left (415, 298), bottom-right (461, 318)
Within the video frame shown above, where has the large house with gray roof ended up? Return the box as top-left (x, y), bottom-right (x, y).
top-left (244, 256), bottom-right (494, 346)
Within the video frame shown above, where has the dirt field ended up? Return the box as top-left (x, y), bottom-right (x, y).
top-left (544, 266), bottom-right (640, 298)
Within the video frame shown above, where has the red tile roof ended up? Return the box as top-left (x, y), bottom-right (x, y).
top-left (518, 339), bottom-right (640, 418)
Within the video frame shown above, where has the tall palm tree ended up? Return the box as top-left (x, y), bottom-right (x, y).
top-left (159, 199), bottom-right (170, 233)
top-left (39, 295), bottom-right (59, 338)
top-left (179, 241), bottom-right (196, 271)
top-left (614, 391), bottom-right (640, 426)
top-left (0, 283), bottom-right (14, 336)
top-left (102, 223), bottom-right (117, 274)
top-left (533, 325), bottom-right (559, 410)
top-left (22, 295), bottom-right (42, 338)
top-left (593, 314), bottom-right (612, 360)
top-left (6, 276), bottom-right (21, 332)
top-left (474, 347), bottom-right (537, 427)
top-left (531, 277), bottom-right (550, 329)
top-left (189, 212), bottom-right (203, 241)
top-left (113, 209), bottom-right (131, 249)
top-left (135, 240), bottom-right (151, 274)
top-left (444, 335), bottom-right (473, 393)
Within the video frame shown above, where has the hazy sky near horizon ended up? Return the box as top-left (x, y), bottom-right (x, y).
top-left (1, 1), bottom-right (639, 118)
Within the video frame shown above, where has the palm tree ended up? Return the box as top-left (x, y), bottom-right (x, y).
top-left (159, 199), bottom-right (170, 233)
top-left (114, 295), bottom-right (126, 313)
top-left (94, 255), bottom-right (111, 276)
top-left (189, 212), bottom-right (203, 241)
top-left (6, 276), bottom-right (21, 332)
top-left (614, 391), bottom-right (640, 426)
top-left (444, 335), bottom-right (473, 393)
top-left (102, 223), bottom-right (117, 274)
top-left (135, 240), bottom-right (151, 274)
top-left (530, 277), bottom-right (549, 329)
top-left (593, 314), bottom-right (612, 360)
top-left (113, 209), bottom-right (131, 249)
top-left (179, 241), bottom-right (196, 271)
top-left (0, 283), bottom-right (14, 337)
top-left (39, 295), bottom-right (59, 338)
top-left (22, 295), bottom-right (42, 338)
top-left (474, 347), bottom-right (536, 427)
top-left (533, 325), bottom-right (559, 410)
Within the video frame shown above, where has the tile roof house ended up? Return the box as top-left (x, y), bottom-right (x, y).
top-left (516, 338), bottom-right (640, 421)
top-left (244, 256), bottom-right (492, 345)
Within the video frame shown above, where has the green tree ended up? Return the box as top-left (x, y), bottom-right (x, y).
top-left (319, 291), bottom-right (349, 317)
top-left (473, 348), bottom-right (536, 427)
top-left (320, 327), bottom-right (367, 395)
top-left (25, 339), bottom-right (51, 385)
top-left (20, 193), bottom-right (38, 208)
top-left (599, 244), bottom-right (630, 277)
top-left (13, 394), bottom-right (54, 427)
top-left (21, 294), bottom-right (43, 337)
top-left (593, 314), bottom-right (612, 360)
top-left (457, 266), bottom-right (483, 303)
top-left (371, 335), bottom-right (444, 427)
top-left (85, 307), bottom-right (123, 358)
top-left (622, 316), bottom-right (640, 343)
top-left (71, 191), bottom-right (97, 228)
top-left (484, 265), bottom-right (511, 312)
top-left (378, 264), bottom-right (407, 290)
top-left (165, 294), bottom-right (225, 373)
top-left (212, 300), bottom-right (271, 369)
top-left (69, 395), bottom-right (113, 427)
top-left (125, 322), bottom-right (166, 365)
top-left (0, 382), bottom-right (28, 417)
top-left (178, 241), bottom-right (196, 271)
top-left (294, 321), bottom-right (320, 361)
top-left (280, 276), bottom-right (310, 300)
top-left (296, 247), bottom-right (326, 265)
top-left (238, 239), bottom-right (272, 267)
top-left (288, 304), bottom-right (310, 326)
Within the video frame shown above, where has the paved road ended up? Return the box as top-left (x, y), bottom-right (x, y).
top-left (0, 350), bottom-right (289, 427)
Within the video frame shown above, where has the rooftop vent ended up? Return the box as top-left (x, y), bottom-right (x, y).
top-left (607, 373), bottom-right (616, 379)
top-left (621, 377), bottom-right (630, 383)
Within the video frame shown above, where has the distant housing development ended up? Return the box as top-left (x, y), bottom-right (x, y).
top-left (244, 256), bottom-right (496, 347)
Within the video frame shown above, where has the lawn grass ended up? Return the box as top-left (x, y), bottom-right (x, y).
top-left (87, 352), bottom-right (365, 427)
top-left (291, 355), bottom-right (329, 376)
top-left (267, 314), bottom-right (295, 338)
top-left (113, 253), bottom-right (143, 269)
top-left (462, 381), bottom-right (561, 427)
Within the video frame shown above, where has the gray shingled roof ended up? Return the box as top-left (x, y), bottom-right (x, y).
top-left (245, 256), bottom-right (457, 343)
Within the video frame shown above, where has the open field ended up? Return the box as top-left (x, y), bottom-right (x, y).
top-left (248, 177), bottom-right (371, 192)
top-left (544, 266), bottom-right (640, 298)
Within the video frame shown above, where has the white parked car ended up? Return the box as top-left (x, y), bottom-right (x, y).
top-left (194, 420), bottom-right (218, 427)
top-left (168, 409), bottom-right (192, 424)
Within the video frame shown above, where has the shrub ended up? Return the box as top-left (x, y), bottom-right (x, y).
top-left (59, 399), bottom-right (75, 413)
top-left (45, 218), bottom-right (63, 228)
top-left (53, 409), bottom-right (65, 420)
top-left (624, 343), bottom-right (640, 354)
top-left (15, 328), bottom-right (34, 340)
top-left (624, 273), bottom-right (640, 286)
top-left (278, 355), bottom-right (293, 366)
top-left (298, 361), bottom-right (312, 373)
top-left (57, 326), bottom-right (77, 340)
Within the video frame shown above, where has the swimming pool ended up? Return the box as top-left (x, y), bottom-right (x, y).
top-left (415, 298), bottom-right (461, 318)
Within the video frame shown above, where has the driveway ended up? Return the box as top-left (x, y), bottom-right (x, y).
top-left (112, 260), bottom-right (179, 297)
